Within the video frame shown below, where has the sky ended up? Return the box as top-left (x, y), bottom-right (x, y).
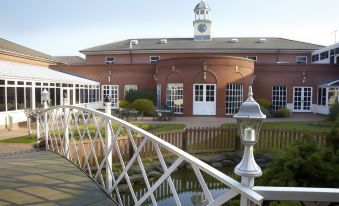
top-left (1, 0), bottom-right (339, 57)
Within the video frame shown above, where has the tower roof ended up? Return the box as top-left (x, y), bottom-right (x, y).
top-left (194, 1), bottom-right (210, 12)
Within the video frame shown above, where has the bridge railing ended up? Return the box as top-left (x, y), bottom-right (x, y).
top-left (36, 103), bottom-right (339, 206)
top-left (37, 104), bottom-right (263, 206)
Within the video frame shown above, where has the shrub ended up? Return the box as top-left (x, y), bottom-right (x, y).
top-left (260, 107), bottom-right (272, 118)
top-left (125, 90), bottom-right (156, 104)
top-left (326, 127), bottom-right (339, 152)
top-left (130, 99), bottom-right (154, 115)
top-left (328, 102), bottom-right (339, 123)
top-left (257, 98), bottom-right (271, 110)
top-left (259, 134), bottom-right (339, 188)
top-left (119, 100), bottom-right (129, 109)
top-left (273, 108), bottom-right (291, 118)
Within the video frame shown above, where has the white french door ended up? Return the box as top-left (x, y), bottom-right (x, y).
top-left (193, 84), bottom-right (216, 115)
top-left (102, 85), bottom-right (119, 108)
top-left (293, 87), bottom-right (312, 112)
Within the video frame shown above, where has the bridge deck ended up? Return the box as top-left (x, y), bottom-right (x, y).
top-left (0, 151), bottom-right (116, 206)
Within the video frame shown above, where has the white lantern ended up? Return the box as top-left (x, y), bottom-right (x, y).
top-left (41, 89), bottom-right (50, 103)
top-left (233, 86), bottom-right (266, 177)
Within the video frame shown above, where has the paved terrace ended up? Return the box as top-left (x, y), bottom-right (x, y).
top-left (0, 151), bottom-right (116, 206)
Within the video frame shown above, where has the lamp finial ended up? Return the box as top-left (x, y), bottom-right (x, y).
top-left (248, 86), bottom-right (253, 100)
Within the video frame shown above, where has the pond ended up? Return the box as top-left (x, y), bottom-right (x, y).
top-left (115, 166), bottom-right (241, 206)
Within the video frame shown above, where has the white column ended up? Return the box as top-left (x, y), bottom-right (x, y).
top-left (63, 95), bottom-right (70, 159)
top-left (105, 100), bottom-right (113, 192)
top-left (240, 176), bottom-right (255, 206)
top-left (43, 101), bottom-right (49, 150)
top-left (32, 86), bottom-right (36, 110)
top-left (36, 114), bottom-right (40, 150)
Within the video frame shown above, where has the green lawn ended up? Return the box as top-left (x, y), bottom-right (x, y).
top-left (0, 123), bottom-right (185, 144)
top-left (222, 120), bottom-right (333, 133)
top-left (0, 135), bottom-right (37, 144)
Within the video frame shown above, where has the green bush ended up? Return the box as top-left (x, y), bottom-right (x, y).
top-left (260, 107), bottom-right (272, 118)
top-left (273, 108), bottom-right (291, 118)
top-left (125, 90), bottom-right (156, 104)
top-left (119, 100), bottom-right (129, 109)
top-left (257, 98), bottom-right (271, 110)
top-left (258, 133), bottom-right (339, 188)
top-left (328, 102), bottom-right (339, 123)
top-left (130, 99), bottom-right (154, 115)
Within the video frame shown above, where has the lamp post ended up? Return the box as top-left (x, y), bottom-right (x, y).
top-left (41, 89), bottom-right (50, 150)
top-left (233, 86), bottom-right (266, 206)
top-left (104, 95), bottom-right (113, 192)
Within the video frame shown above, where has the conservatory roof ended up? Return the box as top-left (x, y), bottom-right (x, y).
top-left (0, 60), bottom-right (99, 85)
top-left (319, 79), bottom-right (339, 88)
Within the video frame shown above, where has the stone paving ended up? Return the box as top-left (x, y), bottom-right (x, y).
top-left (0, 151), bottom-right (116, 206)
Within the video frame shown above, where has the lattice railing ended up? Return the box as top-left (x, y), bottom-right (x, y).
top-left (37, 105), bottom-right (263, 206)
top-left (37, 105), bottom-right (339, 206)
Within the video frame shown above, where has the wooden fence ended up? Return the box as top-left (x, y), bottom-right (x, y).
top-left (70, 127), bottom-right (327, 165)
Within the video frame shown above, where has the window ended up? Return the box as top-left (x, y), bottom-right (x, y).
top-left (50, 88), bottom-right (55, 106)
top-left (312, 54), bottom-right (319, 62)
top-left (194, 85), bottom-right (204, 101)
top-left (102, 85), bottom-right (119, 108)
top-left (105, 57), bottom-right (115, 64)
top-left (157, 84), bottom-right (161, 107)
top-left (317, 88), bottom-right (326, 106)
top-left (150, 56), bottom-right (160, 64)
top-left (225, 84), bottom-right (243, 115)
top-left (25, 87), bottom-right (32, 109)
top-left (7, 87), bottom-right (15, 111)
top-left (124, 84), bottom-right (137, 97)
top-left (272, 86), bottom-right (287, 110)
top-left (17, 87), bottom-right (25, 110)
top-left (247, 56), bottom-right (257, 62)
top-left (166, 83), bottom-right (183, 114)
top-left (328, 88), bottom-right (339, 106)
top-left (296, 56), bottom-right (307, 64)
top-left (56, 88), bottom-right (61, 105)
top-left (0, 87), bottom-right (5, 111)
top-left (320, 51), bottom-right (329, 60)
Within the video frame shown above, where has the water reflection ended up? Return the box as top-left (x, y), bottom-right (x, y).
top-left (116, 166), bottom-right (237, 206)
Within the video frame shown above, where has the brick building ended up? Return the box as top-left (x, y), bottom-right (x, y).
top-left (52, 1), bottom-right (339, 116)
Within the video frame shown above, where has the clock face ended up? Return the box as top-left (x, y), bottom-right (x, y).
top-left (198, 23), bottom-right (207, 33)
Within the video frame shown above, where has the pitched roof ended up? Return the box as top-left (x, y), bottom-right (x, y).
top-left (80, 37), bottom-right (324, 54)
top-left (55, 56), bottom-right (85, 65)
top-left (0, 38), bottom-right (62, 64)
top-left (0, 60), bottom-right (98, 84)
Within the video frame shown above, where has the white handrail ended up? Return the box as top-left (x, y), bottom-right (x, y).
top-left (39, 105), bottom-right (339, 206)
top-left (40, 105), bottom-right (263, 205)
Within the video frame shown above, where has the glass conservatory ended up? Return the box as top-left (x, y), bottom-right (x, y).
top-left (316, 79), bottom-right (339, 114)
top-left (0, 60), bottom-right (100, 126)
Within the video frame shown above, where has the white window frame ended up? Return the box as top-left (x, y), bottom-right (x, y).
top-left (124, 84), bottom-right (137, 97)
top-left (225, 84), bottom-right (243, 115)
top-left (150, 56), bottom-right (160, 64)
top-left (247, 56), bottom-right (257, 62)
top-left (105, 56), bottom-right (115, 64)
top-left (102, 85), bottom-right (119, 108)
top-left (166, 83), bottom-right (183, 114)
top-left (296, 56), bottom-right (307, 64)
top-left (272, 86), bottom-right (287, 110)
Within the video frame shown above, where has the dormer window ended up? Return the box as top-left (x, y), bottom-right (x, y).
top-left (150, 56), bottom-right (160, 64)
top-left (247, 56), bottom-right (257, 62)
top-left (105, 57), bottom-right (115, 64)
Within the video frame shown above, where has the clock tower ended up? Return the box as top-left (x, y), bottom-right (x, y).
top-left (193, 1), bottom-right (212, 41)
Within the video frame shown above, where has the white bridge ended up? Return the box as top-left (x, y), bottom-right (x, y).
top-left (35, 102), bottom-right (339, 206)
